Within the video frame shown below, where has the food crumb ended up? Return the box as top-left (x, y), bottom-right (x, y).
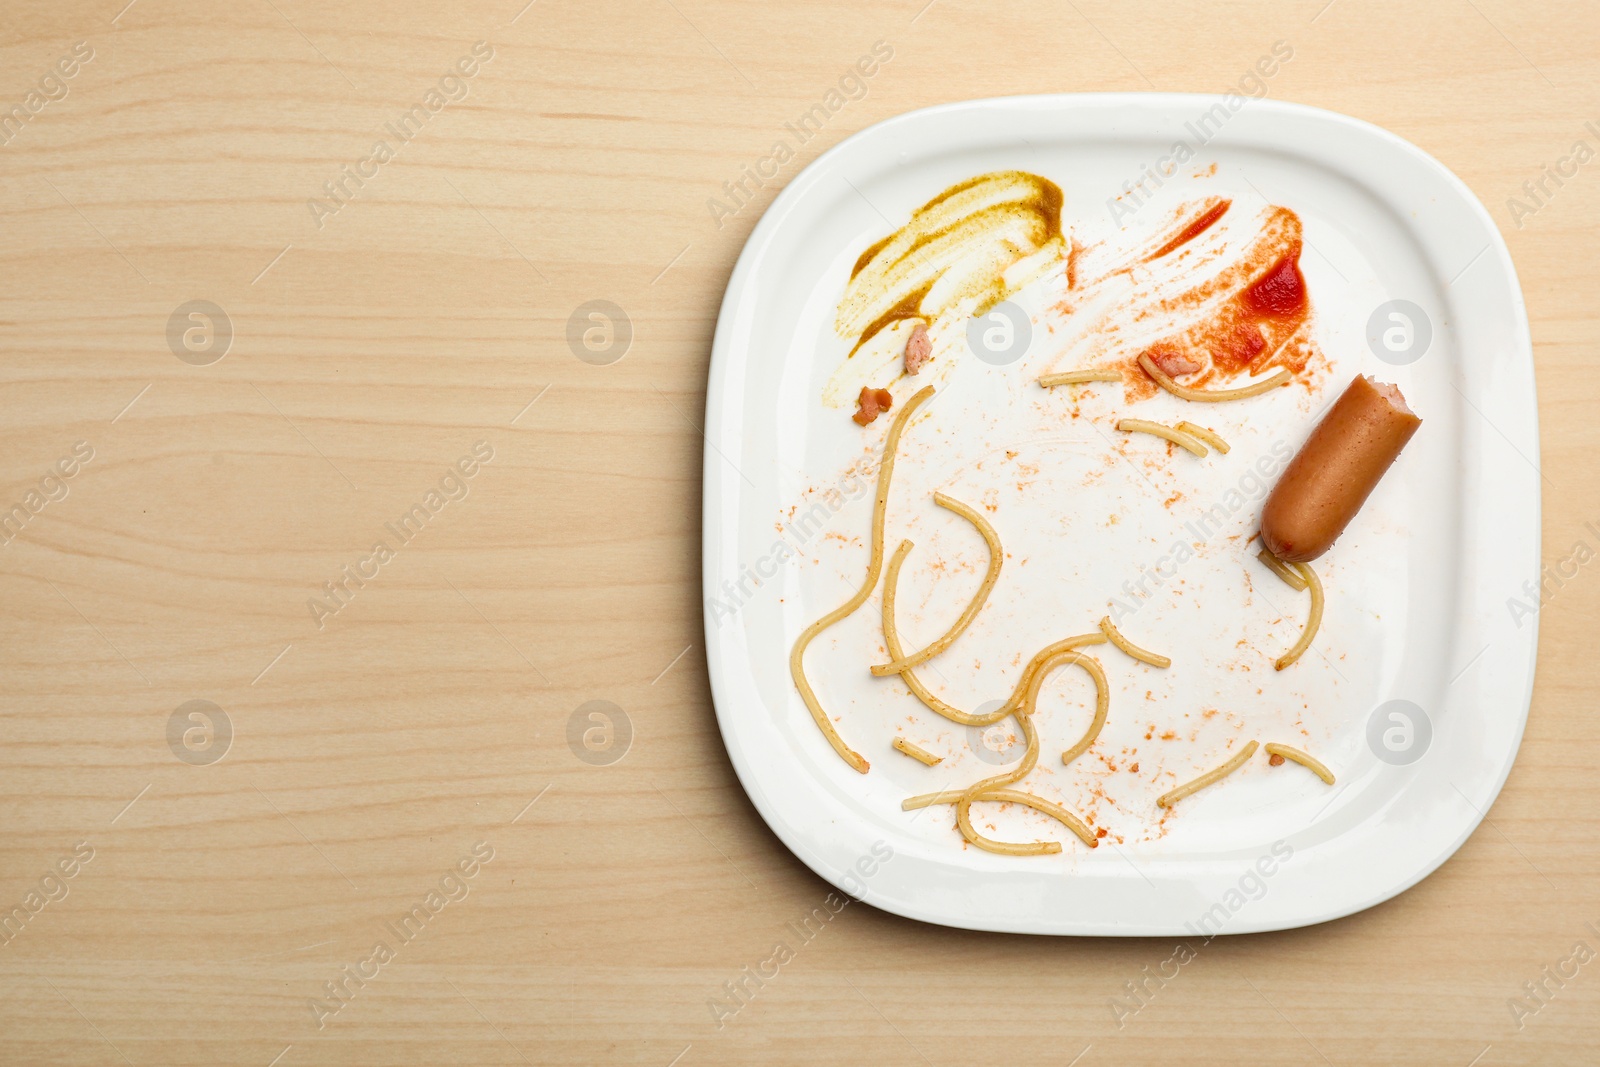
top-left (904, 323), bottom-right (932, 374)
top-left (852, 386), bottom-right (893, 425)
top-left (1269, 753), bottom-right (1286, 766)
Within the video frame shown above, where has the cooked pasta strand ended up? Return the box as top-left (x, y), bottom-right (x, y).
top-left (880, 535), bottom-right (1108, 857)
top-left (902, 788), bottom-right (1098, 848)
top-left (1274, 562), bottom-right (1323, 670)
top-left (1175, 421), bottom-right (1230, 453)
top-left (1138, 353), bottom-right (1291, 402)
top-left (881, 537), bottom-right (1105, 726)
top-left (1263, 742), bottom-right (1334, 784)
top-left (789, 384), bottom-right (935, 773)
top-left (1157, 741), bottom-right (1260, 809)
top-left (1257, 547), bottom-right (1308, 591)
top-left (1039, 369), bottom-right (1122, 387)
top-left (1049, 651), bottom-right (1110, 766)
top-left (961, 835), bottom-right (1060, 857)
top-left (1098, 616), bottom-right (1172, 668)
top-left (870, 491), bottom-right (1001, 676)
top-left (1116, 418), bottom-right (1209, 457)
top-left (892, 736), bottom-right (942, 766)
top-left (882, 540), bottom-right (1005, 726)
top-left (917, 642), bottom-right (1110, 856)
top-left (954, 713), bottom-right (1060, 855)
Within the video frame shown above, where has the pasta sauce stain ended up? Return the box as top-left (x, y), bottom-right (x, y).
top-left (1242, 250), bottom-right (1308, 320)
top-left (1203, 240), bottom-right (1311, 377)
top-left (1147, 198), bottom-right (1230, 261)
top-left (1119, 207), bottom-right (1320, 399)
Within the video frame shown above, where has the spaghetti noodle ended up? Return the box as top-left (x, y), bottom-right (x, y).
top-left (953, 712), bottom-right (1059, 855)
top-left (942, 646), bottom-right (1109, 854)
top-left (881, 537), bottom-right (1105, 727)
top-left (1138, 353), bottom-right (1291, 402)
top-left (1156, 741), bottom-right (1259, 809)
top-left (789, 385), bottom-right (935, 773)
top-left (1049, 651), bottom-right (1109, 767)
top-left (1263, 742), bottom-right (1334, 784)
top-left (903, 788), bottom-right (1098, 848)
top-left (1256, 547), bottom-right (1308, 591)
top-left (1175, 421), bottom-right (1231, 454)
top-left (892, 736), bottom-right (943, 766)
top-left (1039, 369), bottom-right (1122, 388)
top-left (1116, 418), bottom-right (1209, 457)
top-left (1098, 616), bottom-right (1171, 668)
top-left (1273, 561), bottom-right (1323, 671)
top-left (870, 492), bottom-right (1001, 676)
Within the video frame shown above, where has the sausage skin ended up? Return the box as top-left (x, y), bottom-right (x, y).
top-left (1260, 375), bottom-right (1421, 562)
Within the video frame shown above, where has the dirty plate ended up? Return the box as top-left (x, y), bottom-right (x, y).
top-left (701, 94), bottom-right (1537, 935)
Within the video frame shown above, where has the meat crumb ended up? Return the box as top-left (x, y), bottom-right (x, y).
top-left (1129, 762), bottom-right (1139, 773)
top-left (1150, 349), bottom-right (1202, 376)
top-left (903, 323), bottom-right (931, 374)
top-left (1269, 753), bottom-right (1286, 766)
top-left (1095, 827), bottom-right (1108, 839)
top-left (852, 386), bottom-right (894, 426)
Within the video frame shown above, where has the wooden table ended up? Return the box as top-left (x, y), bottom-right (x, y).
top-left (2, 1), bottom-right (1595, 1063)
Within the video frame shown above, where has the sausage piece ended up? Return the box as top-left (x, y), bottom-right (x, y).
top-left (1148, 347), bottom-right (1202, 377)
top-left (1260, 375), bottom-right (1421, 562)
top-left (852, 386), bottom-right (894, 426)
top-left (904, 323), bottom-right (932, 375)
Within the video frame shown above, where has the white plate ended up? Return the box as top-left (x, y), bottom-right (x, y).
top-left (701, 94), bottom-right (1538, 935)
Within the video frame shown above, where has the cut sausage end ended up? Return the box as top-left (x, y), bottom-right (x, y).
top-left (1365, 376), bottom-right (1415, 416)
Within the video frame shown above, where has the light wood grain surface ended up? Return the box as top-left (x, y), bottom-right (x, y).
top-left (2, 1), bottom-right (1597, 1064)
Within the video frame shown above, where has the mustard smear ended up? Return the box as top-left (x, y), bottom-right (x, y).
top-left (826, 171), bottom-right (1065, 408)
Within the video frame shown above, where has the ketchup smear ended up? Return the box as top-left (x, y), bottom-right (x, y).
top-left (1140, 240), bottom-right (1311, 378)
top-left (1148, 199), bottom-right (1230, 261)
top-left (1242, 249), bottom-right (1308, 320)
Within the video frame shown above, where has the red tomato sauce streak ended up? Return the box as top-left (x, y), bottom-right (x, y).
top-left (1147, 199), bottom-right (1231, 261)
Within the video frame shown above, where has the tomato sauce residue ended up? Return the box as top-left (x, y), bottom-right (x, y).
top-left (1197, 239), bottom-right (1310, 378)
top-left (1147, 198), bottom-right (1230, 261)
top-left (1117, 206), bottom-right (1320, 399)
top-left (1243, 251), bottom-right (1308, 319)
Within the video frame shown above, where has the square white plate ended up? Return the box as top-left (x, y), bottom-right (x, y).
top-left (702, 94), bottom-right (1538, 935)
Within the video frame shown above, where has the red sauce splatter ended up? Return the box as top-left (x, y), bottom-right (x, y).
top-left (1116, 207), bottom-right (1321, 399)
top-left (1148, 198), bottom-right (1230, 261)
top-left (1243, 251), bottom-right (1308, 319)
